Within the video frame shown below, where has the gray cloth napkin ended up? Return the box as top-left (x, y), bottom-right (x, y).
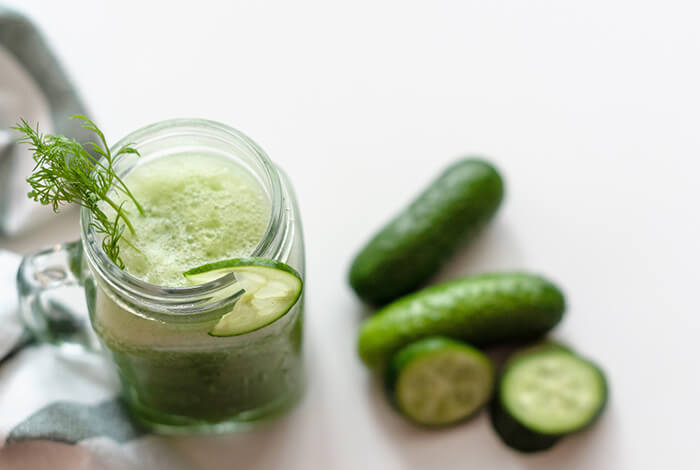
top-left (0, 250), bottom-right (191, 467)
top-left (0, 251), bottom-right (28, 362)
top-left (0, 6), bottom-right (93, 236)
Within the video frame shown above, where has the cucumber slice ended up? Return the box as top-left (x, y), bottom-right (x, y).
top-left (388, 337), bottom-right (494, 426)
top-left (184, 258), bottom-right (303, 337)
top-left (490, 399), bottom-right (561, 453)
top-left (501, 348), bottom-right (607, 435)
top-left (491, 345), bottom-right (608, 452)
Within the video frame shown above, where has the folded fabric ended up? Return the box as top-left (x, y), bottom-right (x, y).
top-left (0, 251), bottom-right (28, 362)
top-left (0, 6), bottom-right (93, 236)
top-left (0, 8), bottom-right (186, 468)
top-left (0, 249), bottom-right (196, 470)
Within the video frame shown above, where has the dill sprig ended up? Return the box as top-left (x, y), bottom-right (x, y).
top-left (12, 115), bottom-right (144, 269)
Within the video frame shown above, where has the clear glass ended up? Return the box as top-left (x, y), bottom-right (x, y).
top-left (17, 119), bottom-right (305, 434)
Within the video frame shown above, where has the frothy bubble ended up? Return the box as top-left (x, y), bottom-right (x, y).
top-left (110, 153), bottom-right (271, 287)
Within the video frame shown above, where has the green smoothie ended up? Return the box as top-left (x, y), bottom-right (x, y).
top-left (116, 153), bottom-right (271, 286)
top-left (87, 153), bottom-right (304, 430)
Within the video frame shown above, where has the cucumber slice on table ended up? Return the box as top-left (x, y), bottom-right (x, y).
top-left (492, 345), bottom-right (608, 452)
top-left (358, 272), bottom-right (565, 368)
top-left (490, 399), bottom-right (561, 453)
top-left (388, 337), bottom-right (494, 426)
top-left (184, 258), bottom-right (303, 337)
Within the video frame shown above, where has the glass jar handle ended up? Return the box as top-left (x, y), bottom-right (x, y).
top-left (17, 240), bottom-right (100, 352)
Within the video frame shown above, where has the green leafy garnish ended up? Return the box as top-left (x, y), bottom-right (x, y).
top-left (12, 115), bottom-right (144, 268)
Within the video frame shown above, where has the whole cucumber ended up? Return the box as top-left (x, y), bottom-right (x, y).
top-left (357, 273), bottom-right (566, 368)
top-left (349, 158), bottom-right (504, 305)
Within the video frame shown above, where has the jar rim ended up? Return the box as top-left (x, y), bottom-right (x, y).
top-left (80, 118), bottom-right (285, 316)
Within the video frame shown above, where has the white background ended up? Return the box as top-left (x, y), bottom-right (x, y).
top-left (1, 1), bottom-right (700, 468)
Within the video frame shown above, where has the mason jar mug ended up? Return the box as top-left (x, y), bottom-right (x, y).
top-left (16, 119), bottom-right (306, 434)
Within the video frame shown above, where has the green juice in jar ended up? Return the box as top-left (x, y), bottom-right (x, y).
top-left (87, 153), bottom-right (304, 431)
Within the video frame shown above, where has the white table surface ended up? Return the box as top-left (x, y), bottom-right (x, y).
top-left (1, 1), bottom-right (699, 468)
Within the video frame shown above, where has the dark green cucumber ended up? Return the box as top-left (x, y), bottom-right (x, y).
top-left (349, 158), bottom-right (504, 305)
top-left (358, 273), bottom-right (565, 368)
top-left (491, 344), bottom-right (608, 453)
top-left (387, 337), bottom-right (494, 426)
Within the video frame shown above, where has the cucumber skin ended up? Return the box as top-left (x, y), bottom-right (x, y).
top-left (358, 273), bottom-right (566, 368)
top-left (491, 344), bottom-right (609, 453)
top-left (349, 158), bottom-right (504, 305)
top-left (490, 399), bottom-right (561, 453)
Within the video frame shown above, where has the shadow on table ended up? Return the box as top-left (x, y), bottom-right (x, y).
top-left (357, 219), bottom-right (615, 467)
top-left (431, 218), bottom-right (527, 283)
top-left (161, 331), bottom-right (331, 470)
top-left (363, 357), bottom-right (617, 470)
top-left (163, 393), bottom-right (318, 470)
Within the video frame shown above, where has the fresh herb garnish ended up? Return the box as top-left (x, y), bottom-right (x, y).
top-left (12, 115), bottom-right (144, 268)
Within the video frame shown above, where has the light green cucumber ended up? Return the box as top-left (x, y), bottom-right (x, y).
top-left (357, 272), bottom-right (565, 368)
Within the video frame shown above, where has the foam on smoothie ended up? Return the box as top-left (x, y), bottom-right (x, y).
top-left (111, 154), bottom-right (271, 287)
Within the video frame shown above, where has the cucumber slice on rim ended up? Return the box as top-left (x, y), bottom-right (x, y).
top-left (184, 257), bottom-right (303, 337)
top-left (388, 337), bottom-right (494, 426)
top-left (500, 348), bottom-right (607, 436)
